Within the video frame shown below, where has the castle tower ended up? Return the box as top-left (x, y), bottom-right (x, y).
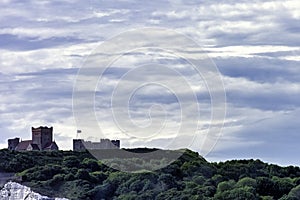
top-left (111, 140), bottom-right (120, 148)
top-left (8, 138), bottom-right (20, 150)
top-left (32, 126), bottom-right (53, 150)
top-left (73, 139), bottom-right (85, 151)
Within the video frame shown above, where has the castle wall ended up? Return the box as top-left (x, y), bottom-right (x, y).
top-left (73, 139), bottom-right (120, 151)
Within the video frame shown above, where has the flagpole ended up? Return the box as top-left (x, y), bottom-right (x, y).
top-left (76, 130), bottom-right (81, 139)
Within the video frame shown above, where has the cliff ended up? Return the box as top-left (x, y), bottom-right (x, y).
top-left (0, 172), bottom-right (15, 188)
top-left (0, 181), bottom-right (68, 200)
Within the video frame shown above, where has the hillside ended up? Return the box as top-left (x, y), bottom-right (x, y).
top-left (0, 149), bottom-right (300, 200)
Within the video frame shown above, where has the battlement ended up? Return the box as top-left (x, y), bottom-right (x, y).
top-left (73, 139), bottom-right (120, 151)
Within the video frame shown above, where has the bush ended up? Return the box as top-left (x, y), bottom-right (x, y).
top-left (217, 180), bottom-right (235, 193)
top-left (1, 149), bottom-right (300, 200)
top-left (64, 173), bottom-right (75, 181)
top-left (236, 177), bottom-right (257, 188)
top-left (288, 185), bottom-right (300, 199)
top-left (76, 169), bottom-right (90, 180)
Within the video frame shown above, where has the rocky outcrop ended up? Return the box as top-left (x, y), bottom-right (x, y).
top-left (0, 181), bottom-right (68, 200)
top-left (0, 172), bottom-right (15, 188)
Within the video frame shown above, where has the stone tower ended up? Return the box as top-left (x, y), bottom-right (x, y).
top-left (8, 138), bottom-right (20, 150)
top-left (111, 140), bottom-right (120, 148)
top-left (32, 126), bottom-right (53, 150)
top-left (73, 139), bottom-right (85, 151)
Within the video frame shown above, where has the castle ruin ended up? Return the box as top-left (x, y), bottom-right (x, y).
top-left (73, 139), bottom-right (120, 151)
top-left (8, 126), bottom-right (59, 151)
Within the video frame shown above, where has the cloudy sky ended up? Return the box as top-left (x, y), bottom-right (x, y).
top-left (0, 0), bottom-right (299, 166)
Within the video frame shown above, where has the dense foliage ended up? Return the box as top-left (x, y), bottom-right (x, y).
top-left (1, 148), bottom-right (300, 200)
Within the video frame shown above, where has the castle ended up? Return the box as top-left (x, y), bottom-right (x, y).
top-left (73, 139), bottom-right (120, 151)
top-left (8, 126), bottom-right (58, 151)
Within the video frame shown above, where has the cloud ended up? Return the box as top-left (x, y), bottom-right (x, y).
top-left (223, 76), bottom-right (300, 110)
top-left (0, 0), bottom-right (299, 166)
top-left (209, 108), bottom-right (300, 166)
top-left (0, 34), bottom-right (85, 51)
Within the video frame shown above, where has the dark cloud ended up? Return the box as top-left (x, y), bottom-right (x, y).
top-left (215, 57), bottom-right (300, 83)
top-left (226, 90), bottom-right (299, 111)
top-left (210, 109), bottom-right (300, 165)
top-left (0, 34), bottom-right (85, 51)
top-left (0, 0), bottom-right (299, 166)
top-left (17, 68), bottom-right (78, 77)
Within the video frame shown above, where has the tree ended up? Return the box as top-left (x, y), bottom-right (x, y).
top-left (287, 185), bottom-right (300, 199)
top-left (76, 169), bottom-right (90, 180)
top-left (62, 156), bottom-right (80, 168)
top-left (217, 180), bottom-right (236, 193)
top-left (272, 176), bottom-right (295, 199)
top-left (214, 187), bottom-right (257, 200)
top-left (236, 177), bottom-right (257, 188)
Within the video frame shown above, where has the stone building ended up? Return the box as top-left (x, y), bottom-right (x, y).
top-left (8, 138), bottom-right (20, 151)
top-left (73, 139), bottom-right (120, 151)
top-left (8, 126), bottom-right (59, 151)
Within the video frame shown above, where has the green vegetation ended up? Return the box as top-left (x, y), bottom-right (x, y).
top-left (1, 148), bottom-right (300, 200)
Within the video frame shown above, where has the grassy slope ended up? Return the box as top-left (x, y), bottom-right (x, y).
top-left (0, 148), bottom-right (300, 200)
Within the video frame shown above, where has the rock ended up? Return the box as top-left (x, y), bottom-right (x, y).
top-left (0, 172), bottom-right (15, 188)
top-left (0, 181), bottom-right (68, 200)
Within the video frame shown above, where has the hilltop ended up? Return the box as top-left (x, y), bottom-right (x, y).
top-left (0, 148), bottom-right (300, 199)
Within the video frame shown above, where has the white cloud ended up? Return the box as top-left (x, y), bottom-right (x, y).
top-left (204, 45), bottom-right (300, 58)
top-left (0, 0), bottom-right (299, 166)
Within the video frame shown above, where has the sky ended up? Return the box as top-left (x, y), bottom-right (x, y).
top-left (0, 0), bottom-right (300, 166)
